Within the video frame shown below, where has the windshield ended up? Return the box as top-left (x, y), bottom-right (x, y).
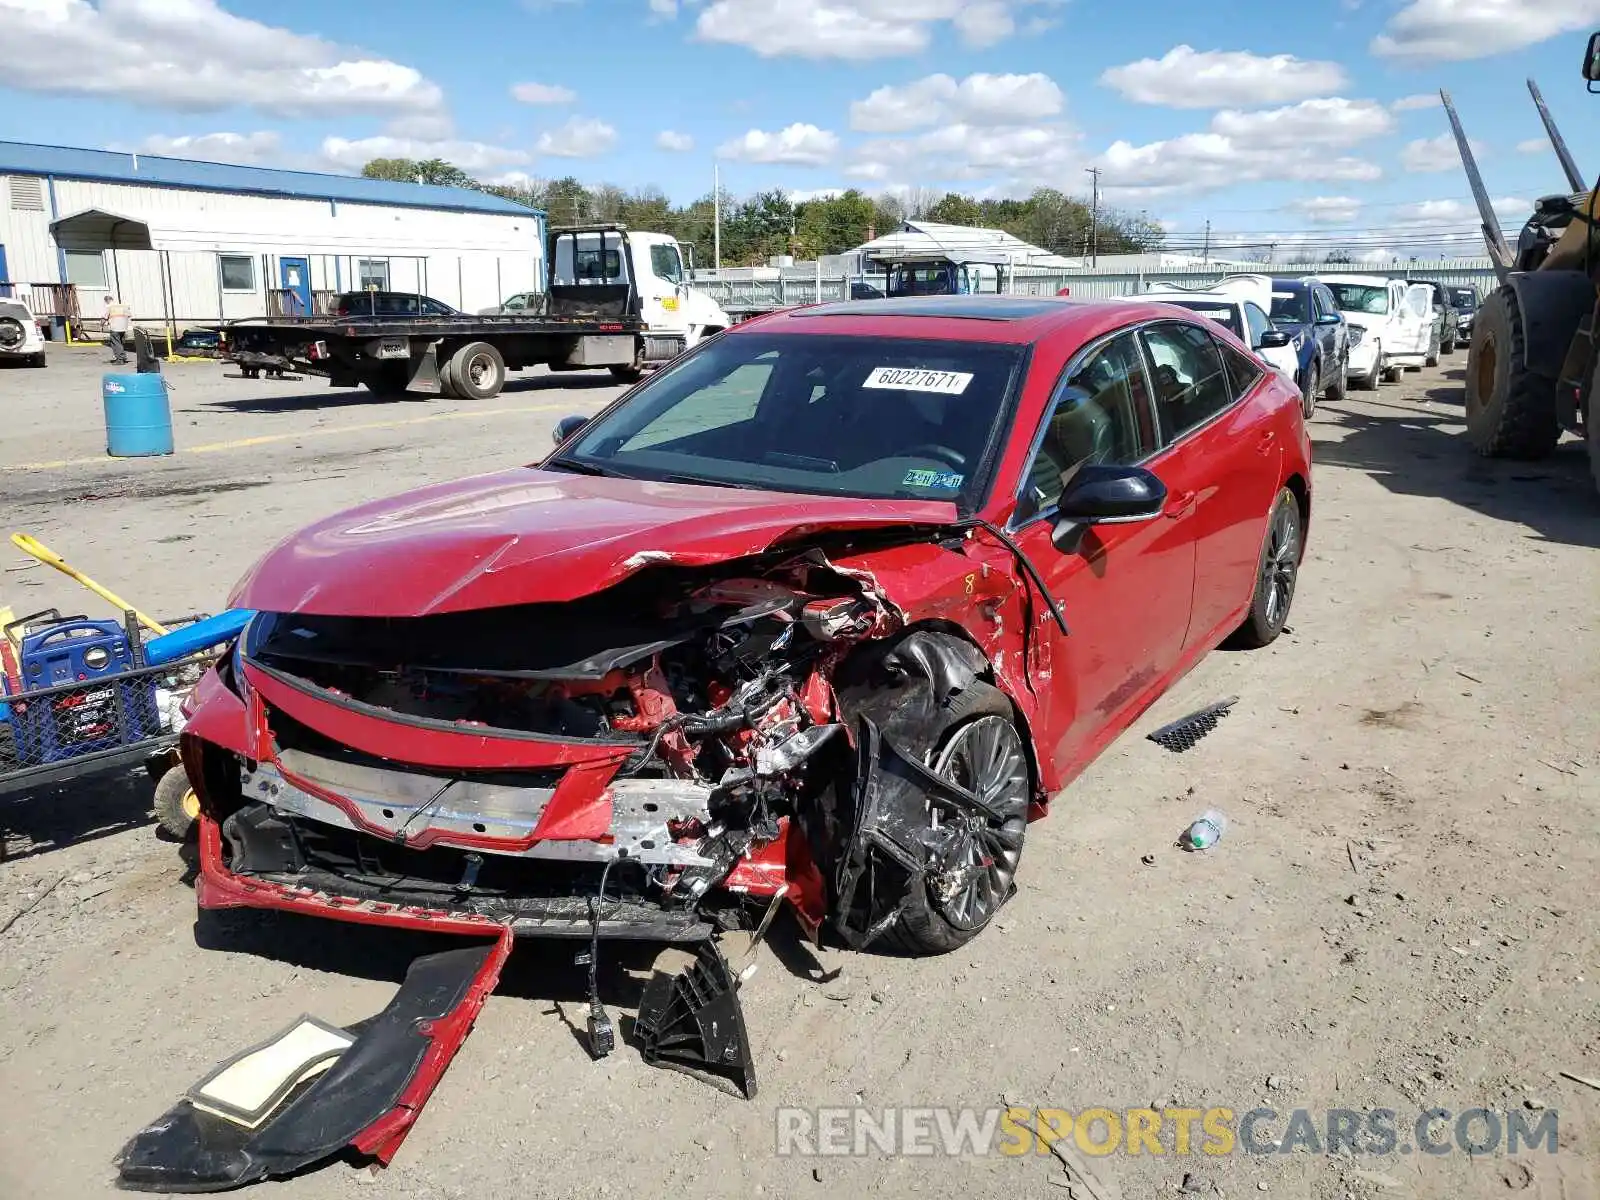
top-left (1327, 283), bottom-right (1389, 315)
top-left (1167, 301), bottom-right (1243, 338)
top-left (1268, 289), bottom-right (1311, 325)
top-left (1452, 289), bottom-right (1477, 310)
top-left (558, 332), bottom-right (1026, 510)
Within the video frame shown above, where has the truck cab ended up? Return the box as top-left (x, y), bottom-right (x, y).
top-left (550, 227), bottom-right (730, 351)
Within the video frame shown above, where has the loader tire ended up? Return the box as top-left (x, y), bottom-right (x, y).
top-left (1464, 286), bottom-right (1560, 459)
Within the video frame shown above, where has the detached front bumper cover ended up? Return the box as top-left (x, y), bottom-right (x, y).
top-left (115, 931), bottom-right (512, 1193)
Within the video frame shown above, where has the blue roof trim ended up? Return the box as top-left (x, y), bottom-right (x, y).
top-left (0, 141), bottom-right (542, 218)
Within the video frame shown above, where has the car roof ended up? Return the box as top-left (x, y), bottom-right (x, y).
top-left (1319, 274), bottom-right (1392, 286)
top-left (1269, 278), bottom-right (1310, 292)
top-left (1128, 292), bottom-right (1244, 308)
top-left (734, 295), bottom-right (1189, 344)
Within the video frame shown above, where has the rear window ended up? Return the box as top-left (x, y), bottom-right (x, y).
top-left (561, 332), bottom-right (1027, 510)
top-left (1168, 301), bottom-right (1243, 338)
top-left (1452, 289), bottom-right (1477, 309)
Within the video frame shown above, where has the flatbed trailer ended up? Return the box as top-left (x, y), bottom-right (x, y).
top-left (215, 225), bottom-right (690, 399)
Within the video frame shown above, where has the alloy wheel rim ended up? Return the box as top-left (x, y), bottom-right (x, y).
top-left (1262, 504), bottom-right (1299, 629)
top-left (925, 715), bottom-right (1029, 930)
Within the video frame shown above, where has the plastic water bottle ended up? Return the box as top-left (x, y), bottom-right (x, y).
top-left (1182, 810), bottom-right (1227, 851)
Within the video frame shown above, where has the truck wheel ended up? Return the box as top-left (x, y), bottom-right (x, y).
top-left (1464, 286), bottom-right (1560, 459)
top-left (609, 365), bottom-right (643, 383)
top-left (436, 356), bottom-right (460, 398)
top-left (153, 765), bottom-right (200, 840)
top-left (449, 342), bottom-right (505, 399)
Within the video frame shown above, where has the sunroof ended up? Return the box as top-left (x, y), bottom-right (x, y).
top-left (801, 296), bottom-right (1070, 321)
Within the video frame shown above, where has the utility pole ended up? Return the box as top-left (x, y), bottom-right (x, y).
top-left (1202, 219), bottom-right (1211, 265)
top-left (1084, 166), bottom-right (1101, 266)
top-left (713, 162), bottom-right (721, 272)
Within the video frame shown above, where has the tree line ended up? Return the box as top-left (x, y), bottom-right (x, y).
top-left (360, 157), bottom-right (1165, 269)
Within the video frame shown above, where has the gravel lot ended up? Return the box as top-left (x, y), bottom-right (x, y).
top-left (1, 345), bottom-right (1597, 1200)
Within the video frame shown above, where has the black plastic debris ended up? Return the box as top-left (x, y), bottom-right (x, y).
top-left (1145, 697), bottom-right (1239, 753)
top-left (635, 941), bottom-right (757, 1099)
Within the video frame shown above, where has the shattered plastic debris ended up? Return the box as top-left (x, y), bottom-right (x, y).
top-left (1146, 697), bottom-right (1238, 752)
top-left (635, 941), bottom-right (758, 1099)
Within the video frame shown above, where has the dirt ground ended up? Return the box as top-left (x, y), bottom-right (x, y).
top-left (0, 346), bottom-right (1596, 1200)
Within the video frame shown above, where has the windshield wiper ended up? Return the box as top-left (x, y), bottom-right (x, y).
top-left (661, 472), bottom-right (758, 489)
top-left (545, 456), bottom-right (616, 477)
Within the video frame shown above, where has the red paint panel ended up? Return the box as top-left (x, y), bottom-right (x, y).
top-left (529, 759), bottom-right (617, 841)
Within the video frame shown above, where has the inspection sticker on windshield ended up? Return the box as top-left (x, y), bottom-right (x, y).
top-left (863, 367), bottom-right (973, 394)
top-left (902, 468), bottom-right (965, 490)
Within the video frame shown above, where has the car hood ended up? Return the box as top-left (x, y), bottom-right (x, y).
top-left (1338, 312), bottom-right (1385, 331)
top-left (228, 468), bottom-right (961, 616)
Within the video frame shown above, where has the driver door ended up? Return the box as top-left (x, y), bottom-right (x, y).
top-left (1008, 329), bottom-right (1197, 776)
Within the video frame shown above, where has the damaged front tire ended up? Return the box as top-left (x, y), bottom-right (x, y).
top-left (882, 683), bottom-right (1029, 956)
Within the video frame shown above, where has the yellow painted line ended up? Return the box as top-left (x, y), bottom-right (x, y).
top-left (3, 401), bottom-right (581, 472)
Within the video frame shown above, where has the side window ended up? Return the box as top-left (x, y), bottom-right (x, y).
top-left (1217, 335), bottom-right (1265, 397)
top-left (649, 243), bottom-right (683, 284)
top-left (1242, 302), bottom-right (1270, 349)
top-left (1141, 321), bottom-right (1235, 442)
top-left (1019, 332), bottom-right (1158, 516)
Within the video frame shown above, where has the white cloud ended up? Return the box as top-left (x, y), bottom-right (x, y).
top-left (1372, 0), bottom-right (1600, 61)
top-left (718, 123), bottom-right (839, 165)
top-left (1401, 132), bottom-right (1475, 172)
top-left (0, 0), bottom-right (443, 116)
top-left (848, 122), bottom-right (1080, 184)
top-left (656, 130), bottom-right (696, 152)
top-left (320, 135), bottom-right (531, 174)
top-left (1394, 196), bottom-right (1529, 224)
top-left (648, 0), bottom-right (677, 12)
top-left (788, 187), bottom-right (846, 203)
top-left (536, 117), bottom-right (618, 157)
top-left (1517, 137), bottom-right (1549, 154)
top-left (1290, 195), bottom-right (1362, 223)
top-left (692, 0), bottom-right (1051, 59)
top-left (850, 72), bottom-right (1063, 133)
top-left (1100, 45), bottom-right (1347, 109)
top-left (511, 81), bottom-right (576, 104)
top-left (131, 131), bottom-right (283, 166)
top-left (1093, 98), bottom-right (1392, 196)
top-left (1391, 92), bottom-right (1440, 111)
top-left (384, 112), bottom-right (457, 140)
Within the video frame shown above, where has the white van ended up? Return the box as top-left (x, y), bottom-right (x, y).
top-left (1319, 274), bottom-right (1436, 388)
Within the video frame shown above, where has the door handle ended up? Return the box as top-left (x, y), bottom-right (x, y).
top-left (1255, 430), bottom-right (1276, 454)
top-left (1164, 490), bottom-right (1196, 518)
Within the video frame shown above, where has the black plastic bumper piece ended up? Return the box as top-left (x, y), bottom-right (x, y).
top-left (635, 942), bottom-right (757, 1100)
top-left (114, 939), bottom-right (506, 1192)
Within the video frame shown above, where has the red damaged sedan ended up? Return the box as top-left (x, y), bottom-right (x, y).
top-left (129, 294), bottom-right (1310, 1188)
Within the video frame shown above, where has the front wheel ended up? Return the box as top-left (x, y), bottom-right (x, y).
top-left (1324, 352), bottom-right (1347, 405)
top-left (1229, 487), bottom-right (1301, 649)
top-left (153, 765), bottom-right (200, 840)
top-left (1300, 362), bottom-right (1319, 419)
top-left (882, 683), bottom-right (1029, 956)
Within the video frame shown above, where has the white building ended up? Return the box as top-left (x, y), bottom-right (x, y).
top-left (0, 140), bottom-right (545, 330)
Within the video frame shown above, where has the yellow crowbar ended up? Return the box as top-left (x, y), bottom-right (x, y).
top-left (9, 533), bottom-right (170, 636)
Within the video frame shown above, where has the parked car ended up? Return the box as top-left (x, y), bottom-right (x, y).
top-left (1320, 275), bottom-right (1436, 387)
top-left (331, 291), bottom-right (461, 318)
top-left (170, 295), bottom-right (1311, 1158)
top-left (1414, 280), bottom-right (1462, 355)
top-left (1119, 283), bottom-right (1301, 395)
top-left (0, 296), bottom-right (47, 367)
top-left (477, 291), bottom-right (539, 316)
top-left (1450, 286), bottom-right (1479, 342)
top-left (1249, 275), bottom-right (1349, 416)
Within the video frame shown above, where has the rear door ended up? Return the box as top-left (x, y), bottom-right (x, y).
top-left (1140, 321), bottom-right (1284, 654)
top-left (1008, 328), bottom-right (1194, 772)
top-left (1405, 283), bottom-right (1434, 353)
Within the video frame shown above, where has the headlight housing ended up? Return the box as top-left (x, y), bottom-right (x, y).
top-left (1348, 328), bottom-right (1365, 347)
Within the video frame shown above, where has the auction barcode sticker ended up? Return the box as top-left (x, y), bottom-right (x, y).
top-left (862, 367), bottom-right (974, 394)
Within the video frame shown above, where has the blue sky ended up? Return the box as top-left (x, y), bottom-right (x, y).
top-left (2, 0), bottom-right (1596, 258)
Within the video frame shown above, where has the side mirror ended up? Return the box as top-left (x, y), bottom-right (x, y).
top-left (552, 414), bottom-right (589, 447)
top-left (1050, 465), bottom-right (1167, 552)
top-left (1585, 32), bottom-right (1600, 82)
top-left (1257, 329), bottom-right (1292, 349)
top-left (1315, 313), bottom-right (1342, 326)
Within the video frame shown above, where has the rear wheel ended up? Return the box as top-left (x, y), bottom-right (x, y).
top-left (29, 352), bottom-right (45, 368)
top-left (448, 342), bottom-right (505, 399)
top-left (1229, 487), bottom-right (1301, 650)
top-left (1463, 286), bottom-right (1559, 459)
top-left (436, 355), bottom-right (460, 398)
top-left (882, 683), bottom-right (1029, 957)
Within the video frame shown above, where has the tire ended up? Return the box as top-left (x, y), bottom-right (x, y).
top-left (153, 765), bottom-right (200, 841)
top-left (436, 355), bottom-right (460, 398)
top-left (1383, 364), bottom-right (1403, 384)
top-left (1300, 361), bottom-right (1319, 420)
top-left (29, 353), bottom-right (46, 368)
top-left (1463, 286), bottom-right (1560, 459)
top-left (1441, 337), bottom-right (1456, 356)
top-left (1425, 332), bottom-right (1440, 368)
top-left (1589, 429), bottom-right (1600, 498)
top-left (609, 365), bottom-right (644, 383)
top-left (1324, 351), bottom-right (1347, 404)
top-left (881, 682), bottom-right (1029, 957)
top-left (448, 341), bottom-right (506, 399)
top-left (1355, 344), bottom-right (1381, 390)
top-left (1229, 487), bottom-right (1302, 650)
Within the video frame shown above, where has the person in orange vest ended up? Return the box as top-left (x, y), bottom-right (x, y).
top-left (104, 295), bottom-right (132, 364)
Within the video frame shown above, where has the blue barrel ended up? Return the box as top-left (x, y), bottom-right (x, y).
top-left (102, 373), bottom-right (174, 457)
